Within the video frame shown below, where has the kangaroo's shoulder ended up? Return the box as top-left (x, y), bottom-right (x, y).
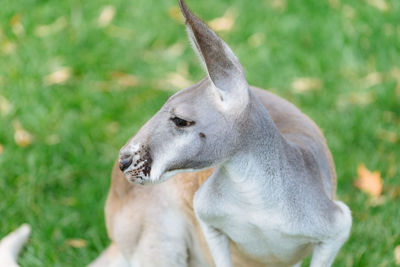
top-left (250, 87), bottom-right (337, 198)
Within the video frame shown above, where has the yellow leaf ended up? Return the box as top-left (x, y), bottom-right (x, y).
top-left (98, 5), bottom-right (116, 27)
top-left (105, 25), bottom-right (133, 40)
top-left (342, 5), bottom-right (356, 20)
top-left (377, 129), bottom-right (398, 143)
top-left (45, 134), bottom-right (60, 145)
top-left (168, 6), bottom-right (184, 23)
top-left (248, 32), bottom-right (265, 48)
top-left (43, 67), bottom-right (71, 85)
top-left (354, 164), bottom-right (383, 197)
top-left (34, 17), bottom-right (67, 37)
top-left (367, 195), bottom-right (386, 207)
top-left (0, 95), bottom-right (12, 116)
top-left (166, 72), bottom-right (192, 89)
top-left (164, 42), bottom-right (185, 58)
top-left (390, 67), bottom-right (400, 82)
top-left (365, 0), bottom-right (389, 12)
top-left (110, 71), bottom-right (139, 88)
top-left (291, 77), bottom-right (322, 93)
top-left (106, 121), bottom-right (120, 135)
top-left (13, 120), bottom-right (33, 147)
top-left (66, 239), bottom-right (87, 248)
top-left (348, 91), bottom-right (374, 106)
top-left (209, 9), bottom-right (236, 32)
top-left (10, 14), bottom-right (25, 36)
top-left (363, 72), bottom-right (382, 87)
top-left (395, 245), bottom-right (400, 265)
top-left (0, 144), bottom-right (3, 155)
top-left (2, 40), bottom-right (17, 55)
top-left (328, 0), bottom-right (340, 9)
top-left (267, 0), bottom-right (287, 11)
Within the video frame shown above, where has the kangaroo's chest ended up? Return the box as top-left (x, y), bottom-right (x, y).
top-left (194, 173), bottom-right (313, 265)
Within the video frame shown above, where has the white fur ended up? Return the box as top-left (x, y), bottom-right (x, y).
top-left (194, 151), bottom-right (351, 267)
top-left (0, 224), bottom-right (31, 267)
top-left (150, 134), bottom-right (195, 183)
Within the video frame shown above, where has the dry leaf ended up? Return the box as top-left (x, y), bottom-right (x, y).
top-left (365, 0), bottom-right (389, 12)
top-left (209, 9), bottom-right (236, 32)
top-left (328, 0), bottom-right (340, 9)
top-left (166, 72), bottom-right (192, 89)
top-left (44, 67), bottom-right (71, 85)
top-left (377, 129), bottom-right (398, 143)
top-left (154, 63), bottom-right (191, 91)
top-left (387, 186), bottom-right (400, 200)
top-left (164, 42), bottom-right (185, 58)
top-left (0, 144), bottom-right (3, 155)
top-left (110, 72), bottom-right (139, 88)
top-left (46, 134), bottom-right (60, 145)
top-left (336, 91), bottom-right (375, 109)
top-left (248, 33), bottom-right (265, 48)
top-left (367, 195), bottom-right (386, 207)
top-left (348, 91), bottom-right (374, 105)
top-left (10, 14), bottom-right (25, 36)
top-left (382, 111), bottom-right (396, 123)
top-left (168, 6), bottom-right (184, 23)
top-left (2, 40), bottom-right (17, 55)
top-left (13, 120), bottom-right (33, 147)
top-left (106, 121), bottom-right (120, 135)
top-left (66, 239), bottom-right (87, 248)
top-left (267, 0), bottom-right (287, 11)
top-left (395, 245), bottom-right (400, 265)
top-left (342, 5), bottom-right (356, 19)
top-left (34, 17), bottom-right (67, 37)
top-left (0, 95), bottom-right (12, 116)
top-left (390, 67), bottom-right (400, 82)
top-left (363, 72), bottom-right (382, 87)
top-left (354, 164), bottom-right (383, 197)
top-left (291, 77), bottom-right (322, 93)
top-left (105, 25), bottom-right (133, 40)
top-left (98, 5), bottom-right (115, 27)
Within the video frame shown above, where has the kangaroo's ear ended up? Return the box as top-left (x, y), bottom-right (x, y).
top-left (178, 0), bottom-right (248, 110)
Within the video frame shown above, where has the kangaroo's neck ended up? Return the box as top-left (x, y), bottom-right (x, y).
top-left (221, 91), bottom-right (292, 187)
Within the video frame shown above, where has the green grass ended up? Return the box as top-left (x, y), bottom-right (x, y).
top-left (0, 0), bottom-right (399, 266)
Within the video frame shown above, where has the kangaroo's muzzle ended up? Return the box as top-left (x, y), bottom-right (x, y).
top-left (119, 143), bottom-right (153, 184)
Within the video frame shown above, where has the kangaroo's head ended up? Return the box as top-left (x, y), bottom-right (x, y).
top-left (119, 0), bottom-right (251, 184)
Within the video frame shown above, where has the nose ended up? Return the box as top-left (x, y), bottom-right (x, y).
top-left (119, 155), bottom-right (133, 171)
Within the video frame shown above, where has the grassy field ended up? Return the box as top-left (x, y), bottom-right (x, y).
top-left (0, 0), bottom-right (399, 266)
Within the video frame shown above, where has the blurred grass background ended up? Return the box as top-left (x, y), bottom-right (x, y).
top-left (0, 0), bottom-right (399, 266)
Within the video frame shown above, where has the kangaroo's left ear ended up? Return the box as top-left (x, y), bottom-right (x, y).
top-left (178, 0), bottom-right (249, 111)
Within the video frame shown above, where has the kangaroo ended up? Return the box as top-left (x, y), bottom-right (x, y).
top-left (93, 0), bottom-right (352, 266)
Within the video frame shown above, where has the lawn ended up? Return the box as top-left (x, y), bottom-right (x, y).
top-left (0, 0), bottom-right (399, 266)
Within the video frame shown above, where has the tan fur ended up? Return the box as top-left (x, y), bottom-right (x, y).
top-left (104, 161), bottom-right (215, 266)
top-left (93, 87), bottom-right (337, 266)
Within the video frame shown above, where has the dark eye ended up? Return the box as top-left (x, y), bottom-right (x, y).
top-left (171, 117), bottom-right (195, 127)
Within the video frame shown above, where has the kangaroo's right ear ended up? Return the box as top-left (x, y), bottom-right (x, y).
top-left (178, 0), bottom-right (249, 111)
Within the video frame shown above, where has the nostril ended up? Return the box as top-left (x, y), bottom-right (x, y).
top-left (119, 157), bottom-right (133, 171)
